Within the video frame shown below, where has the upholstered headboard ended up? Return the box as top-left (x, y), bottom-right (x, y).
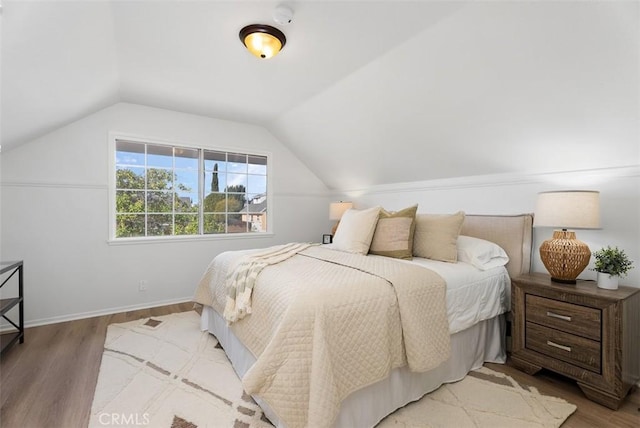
top-left (460, 214), bottom-right (534, 279)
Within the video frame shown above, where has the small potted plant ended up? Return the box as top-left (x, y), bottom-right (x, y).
top-left (591, 246), bottom-right (634, 290)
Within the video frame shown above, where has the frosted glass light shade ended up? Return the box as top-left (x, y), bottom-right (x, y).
top-left (329, 202), bottom-right (353, 220)
top-left (534, 190), bottom-right (600, 229)
top-left (239, 24), bottom-right (286, 59)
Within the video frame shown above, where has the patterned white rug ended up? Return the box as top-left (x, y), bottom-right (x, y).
top-left (90, 311), bottom-right (576, 428)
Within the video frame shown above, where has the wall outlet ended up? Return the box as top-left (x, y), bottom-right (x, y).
top-left (138, 280), bottom-right (148, 291)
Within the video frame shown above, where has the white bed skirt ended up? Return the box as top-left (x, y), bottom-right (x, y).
top-left (201, 306), bottom-right (506, 428)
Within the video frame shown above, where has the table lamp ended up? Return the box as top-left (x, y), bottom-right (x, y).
top-left (534, 190), bottom-right (600, 283)
top-left (329, 201), bottom-right (353, 235)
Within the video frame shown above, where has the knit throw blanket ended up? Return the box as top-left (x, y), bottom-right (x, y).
top-left (223, 243), bottom-right (313, 323)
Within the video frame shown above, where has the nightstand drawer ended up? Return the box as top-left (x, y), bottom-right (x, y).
top-left (512, 273), bottom-right (640, 409)
top-left (526, 322), bottom-right (601, 373)
top-left (525, 294), bottom-right (601, 341)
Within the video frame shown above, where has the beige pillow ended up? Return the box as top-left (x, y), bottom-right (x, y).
top-left (330, 206), bottom-right (381, 255)
top-left (413, 211), bottom-right (465, 262)
top-left (369, 205), bottom-right (418, 259)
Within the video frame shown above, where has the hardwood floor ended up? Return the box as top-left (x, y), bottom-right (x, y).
top-left (0, 302), bottom-right (194, 428)
top-left (1, 303), bottom-right (638, 428)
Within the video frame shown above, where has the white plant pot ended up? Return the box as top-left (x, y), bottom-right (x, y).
top-left (597, 272), bottom-right (619, 290)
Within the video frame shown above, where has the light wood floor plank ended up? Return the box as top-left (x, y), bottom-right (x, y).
top-left (1, 303), bottom-right (638, 427)
top-left (0, 302), bottom-right (194, 428)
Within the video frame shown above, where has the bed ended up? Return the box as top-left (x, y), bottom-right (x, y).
top-left (194, 213), bottom-right (533, 428)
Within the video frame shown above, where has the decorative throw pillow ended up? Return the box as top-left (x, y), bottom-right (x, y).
top-left (457, 235), bottom-right (509, 270)
top-left (369, 205), bottom-right (418, 259)
top-left (330, 206), bottom-right (382, 255)
top-left (413, 211), bottom-right (465, 262)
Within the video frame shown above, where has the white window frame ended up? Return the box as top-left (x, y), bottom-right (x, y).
top-left (108, 133), bottom-right (273, 244)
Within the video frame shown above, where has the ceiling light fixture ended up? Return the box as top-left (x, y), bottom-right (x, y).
top-left (239, 24), bottom-right (286, 59)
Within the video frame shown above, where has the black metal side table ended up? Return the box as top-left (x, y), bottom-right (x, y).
top-left (1, 260), bottom-right (24, 354)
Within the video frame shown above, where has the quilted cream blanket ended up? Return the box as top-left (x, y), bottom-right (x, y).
top-left (194, 245), bottom-right (450, 428)
top-left (223, 242), bottom-right (313, 323)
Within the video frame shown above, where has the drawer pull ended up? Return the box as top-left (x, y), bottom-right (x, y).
top-left (547, 340), bottom-right (571, 352)
top-left (546, 311), bottom-right (571, 322)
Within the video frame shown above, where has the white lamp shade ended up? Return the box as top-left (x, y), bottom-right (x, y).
top-left (534, 190), bottom-right (600, 229)
top-left (329, 202), bottom-right (353, 220)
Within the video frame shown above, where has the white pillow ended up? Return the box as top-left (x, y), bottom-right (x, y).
top-left (330, 206), bottom-right (381, 255)
top-left (457, 235), bottom-right (509, 270)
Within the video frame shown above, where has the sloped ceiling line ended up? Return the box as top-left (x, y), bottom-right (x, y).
top-left (2, 1), bottom-right (638, 191)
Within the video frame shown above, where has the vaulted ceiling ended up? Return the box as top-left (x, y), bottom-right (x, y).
top-left (2, 1), bottom-right (638, 190)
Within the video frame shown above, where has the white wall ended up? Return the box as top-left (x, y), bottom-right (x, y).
top-left (1, 104), bottom-right (638, 328)
top-left (0, 0), bottom-right (3, 263)
top-left (0, 103), bottom-right (330, 326)
top-left (331, 166), bottom-right (640, 287)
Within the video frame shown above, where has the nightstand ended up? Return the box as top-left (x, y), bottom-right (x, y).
top-left (511, 272), bottom-right (640, 409)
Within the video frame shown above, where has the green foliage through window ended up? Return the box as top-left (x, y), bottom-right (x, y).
top-left (114, 140), bottom-right (268, 238)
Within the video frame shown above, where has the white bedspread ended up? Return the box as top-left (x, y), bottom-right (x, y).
top-left (387, 256), bottom-right (510, 333)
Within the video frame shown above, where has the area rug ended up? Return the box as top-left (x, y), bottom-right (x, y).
top-left (90, 311), bottom-right (576, 428)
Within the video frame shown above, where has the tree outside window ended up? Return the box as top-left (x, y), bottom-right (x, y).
top-left (114, 140), bottom-right (267, 239)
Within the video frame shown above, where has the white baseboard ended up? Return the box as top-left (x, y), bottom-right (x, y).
top-left (1, 297), bottom-right (195, 331)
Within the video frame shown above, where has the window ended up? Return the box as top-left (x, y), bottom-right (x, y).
top-left (112, 138), bottom-right (269, 240)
